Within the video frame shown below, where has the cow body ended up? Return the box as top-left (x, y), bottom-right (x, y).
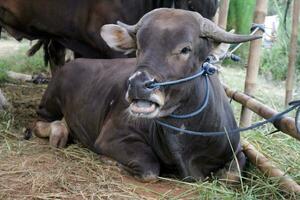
top-left (37, 58), bottom-right (243, 180)
top-left (0, 0), bottom-right (161, 58)
top-left (0, 0), bottom-right (218, 59)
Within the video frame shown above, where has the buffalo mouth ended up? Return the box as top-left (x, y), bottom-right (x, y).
top-left (130, 100), bottom-right (160, 114)
top-left (128, 95), bottom-right (164, 118)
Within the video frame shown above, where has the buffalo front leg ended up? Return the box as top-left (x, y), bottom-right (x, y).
top-left (33, 120), bottom-right (69, 148)
top-left (116, 144), bottom-right (160, 182)
top-left (96, 122), bottom-right (160, 182)
top-left (99, 140), bottom-right (160, 182)
top-left (47, 40), bottom-right (66, 75)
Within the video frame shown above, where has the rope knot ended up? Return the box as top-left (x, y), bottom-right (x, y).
top-left (202, 62), bottom-right (217, 75)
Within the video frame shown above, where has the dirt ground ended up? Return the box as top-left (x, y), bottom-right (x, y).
top-left (0, 81), bottom-right (203, 199)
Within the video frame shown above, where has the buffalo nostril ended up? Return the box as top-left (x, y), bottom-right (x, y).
top-left (145, 79), bottom-right (158, 89)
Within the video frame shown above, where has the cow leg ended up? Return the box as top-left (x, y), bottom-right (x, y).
top-left (47, 40), bottom-right (66, 75)
top-left (27, 40), bottom-right (45, 58)
top-left (215, 148), bottom-right (246, 185)
top-left (96, 121), bottom-right (160, 182)
top-left (103, 141), bottom-right (160, 182)
top-left (115, 148), bottom-right (160, 182)
top-left (49, 121), bottom-right (69, 148)
top-left (33, 121), bottom-right (52, 138)
top-left (33, 120), bottom-right (69, 148)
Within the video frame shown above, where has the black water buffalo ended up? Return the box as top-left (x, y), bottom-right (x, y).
top-left (33, 8), bottom-right (260, 182)
top-left (0, 0), bottom-right (218, 73)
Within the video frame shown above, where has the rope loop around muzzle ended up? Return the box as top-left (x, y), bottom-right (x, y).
top-left (169, 75), bottom-right (210, 119)
top-left (146, 62), bottom-right (217, 89)
top-left (149, 61), bottom-right (300, 137)
top-left (146, 62), bottom-right (217, 119)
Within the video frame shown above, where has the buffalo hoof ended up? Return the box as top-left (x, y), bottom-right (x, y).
top-left (216, 152), bottom-right (246, 185)
top-left (99, 155), bottom-right (117, 166)
top-left (33, 120), bottom-right (69, 148)
top-left (33, 121), bottom-right (52, 138)
top-left (136, 172), bottom-right (159, 183)
top-left (218, 170), bottom-right (241, 185)
top-left (49, 121), bottom-right (69, 148)
top-left (117, 162), bottom-right (159, 182)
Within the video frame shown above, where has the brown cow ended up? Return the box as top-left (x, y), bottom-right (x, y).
top-left (33, 9), bottom-right (260, 182)
top-left (0, 0), bottom-right (218, 73)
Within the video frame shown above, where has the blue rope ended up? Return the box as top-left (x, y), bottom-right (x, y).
top-left (147, 61), bottom-right (300, 136)
top-left (148, 62), bottom-right (216, 89)
top-left (145, 60), bottom-right (300, 137)
top-left (156, 103), bottom-right (300, 136)
top-left (169, 75), bottom-right (210, 119)
top-left (147, 62), bottom-right (216, 119)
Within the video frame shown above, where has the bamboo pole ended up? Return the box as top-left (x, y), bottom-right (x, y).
top-left (240, 0), bottom-right (268, 127)
top-left (218, 0), bottom-right (230, 29)
top-left (223, 85), bottom-right (300, 141)
top-left (285, 0), bottom-right (300, 106)
top-left (242, 139), bottom-right (300, 194)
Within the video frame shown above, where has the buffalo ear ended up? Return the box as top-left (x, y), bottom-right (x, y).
top-left (101, 24), bottom-right (136, 54)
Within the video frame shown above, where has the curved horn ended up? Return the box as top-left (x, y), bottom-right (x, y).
top-left (117, 8), bottom-right (171, 35)
top-left (193, 13), bottom-right (262, 43)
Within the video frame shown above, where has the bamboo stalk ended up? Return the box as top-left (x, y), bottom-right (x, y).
top-left (242, 139), bottom-right (300, 194)
top-left (240, 0), bottom-right (268, 127)
top-left (218, 0), bottom-right (230, 29)
top-left (285, 0), bottom-right (300, 106)
top-left (223, 85), bottom-right (300, 141)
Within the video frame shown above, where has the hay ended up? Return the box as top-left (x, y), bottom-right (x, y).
top-left (0, 131), bottom-right (197, 199)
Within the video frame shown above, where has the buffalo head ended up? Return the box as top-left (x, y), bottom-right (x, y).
top-left (101, 8), bottom-right (260, 119)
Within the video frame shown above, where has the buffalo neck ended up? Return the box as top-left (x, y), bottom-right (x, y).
top-left (160, 75), bottom-right (219, 132)
top-left (153, 75), bottom-right (221, 177)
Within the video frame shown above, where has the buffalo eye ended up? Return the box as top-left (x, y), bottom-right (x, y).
top-left (180, 47), bottom-right (192, 55)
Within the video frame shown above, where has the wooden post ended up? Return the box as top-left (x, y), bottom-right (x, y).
top-left (242, 140), bottom-right (300, 194)
top-left (285, 0), bottom-right (300, 106)
top-left (240, 0), bottom-right (268, 127)
top-left (218, 0), bottom-right (230, 29)
top-left (224, 85), bottom-right (300, 141)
